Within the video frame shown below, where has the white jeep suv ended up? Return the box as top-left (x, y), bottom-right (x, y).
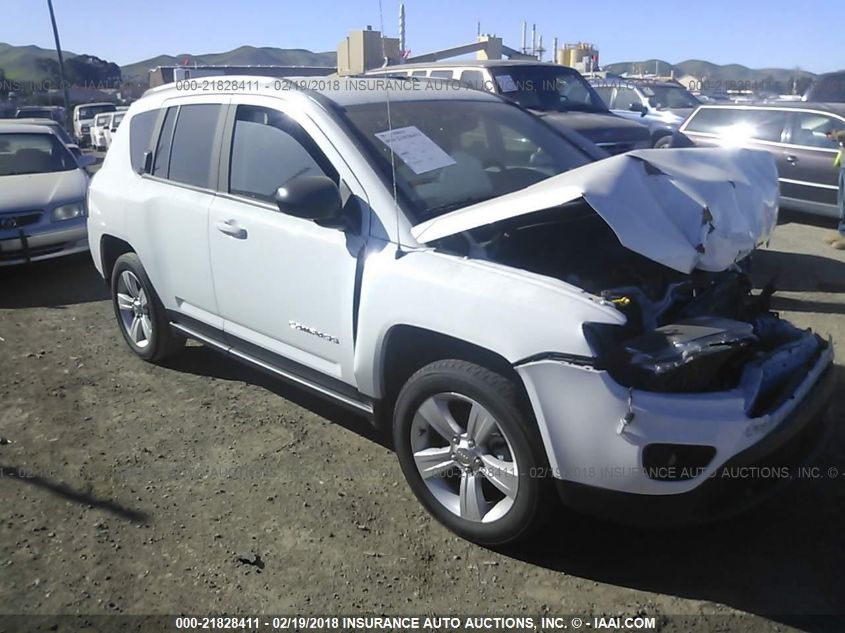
top-left (87, 77), bottom-right (834, 544)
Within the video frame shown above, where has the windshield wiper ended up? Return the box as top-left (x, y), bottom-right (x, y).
top-left (426, 195), bottom-right (496, 217)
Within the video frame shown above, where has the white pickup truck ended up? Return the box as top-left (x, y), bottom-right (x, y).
top-left (87, 77), bottom-right (834, 545)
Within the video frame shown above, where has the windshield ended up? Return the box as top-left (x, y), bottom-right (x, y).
top-left (16, 109), bottom-right (52, 119)
top-left (341, 99), bottom-right (592, 223)
top-left (78, 104), bottom-right (115, 120)
top-left (0, 133), bottom-right (78, 176)
top-left (489, 66), bottom-right (609, 114)
top-left (643, 85), bottom-right (700, 109)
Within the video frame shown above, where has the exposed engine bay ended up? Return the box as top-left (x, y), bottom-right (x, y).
top-left (453, 201), bottom-right (827, 414)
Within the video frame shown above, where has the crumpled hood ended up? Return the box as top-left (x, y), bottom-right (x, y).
top-left (535, 110), bottom-right (651, 144)
top-left (411, 148), bottom-right (779, 274)
top-left (0, 169), bottom-right (88, 212)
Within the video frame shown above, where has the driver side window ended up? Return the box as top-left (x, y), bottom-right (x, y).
top-left (228, 104), bottom-right (337, 203)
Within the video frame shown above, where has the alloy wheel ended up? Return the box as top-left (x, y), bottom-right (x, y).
top-left (409, 392), bottom-right (519, 523)
top-left (116, 270), bottom-right (153, 349)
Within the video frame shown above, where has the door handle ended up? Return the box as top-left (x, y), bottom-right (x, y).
top-left (785, 154), bottom-right (798, 165)
top-left (215, 220), bottom-right (247, 239)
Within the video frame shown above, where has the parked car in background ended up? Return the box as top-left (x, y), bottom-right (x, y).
top-left (674, 103), bottom-right (845, 218)
top-left (0, 122), bottom-right (96, 265)
top-left (90, 112), bottom-right (113, 150)
top-left (591, 78), bottom-right (701, 147)
top-left (87, 77), bottom-right (833, 545)
top-left (72, 102), bottom-right (116, 147)
top-left (15, 105), bottom-right (66, 125)
top-left (102, 111), bottom-right (126, 150)
top-left (6, 117), bottom-right (83, 159)
top-left (803, 70), bottom-right (845, 103)
top-left (369, 60), bottom-right (651, 156)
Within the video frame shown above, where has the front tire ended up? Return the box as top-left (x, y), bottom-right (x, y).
top-left (111, 252), bottom-right (184, 362)
top-left (393, 360), bottom-right (553, 545)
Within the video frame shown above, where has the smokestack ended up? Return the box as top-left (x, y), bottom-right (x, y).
top-left (521, 21), bottom-right (527, 54)
top-left (538, 35), bottom-right (544, 61)
top-left (552, 37), bottom-right (558, 63)
top-left (531, 23), bottom-right (537, 57)
top-left (398, 3), bottom-right (405, 59)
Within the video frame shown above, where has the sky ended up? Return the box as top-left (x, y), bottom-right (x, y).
top-left (3, 0), bottom-right (843, 73)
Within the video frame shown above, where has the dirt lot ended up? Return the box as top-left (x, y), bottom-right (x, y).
top-left (1, 215), bottom-right (844, 632)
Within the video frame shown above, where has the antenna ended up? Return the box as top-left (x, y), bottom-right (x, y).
top-left (378, 0), bottom-right (403, 257)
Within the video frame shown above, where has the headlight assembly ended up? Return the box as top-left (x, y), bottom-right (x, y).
top-left (51, 202), bottom-right (87, 222)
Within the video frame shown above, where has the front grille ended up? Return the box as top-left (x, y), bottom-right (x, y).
top-left (0, 211), bottom-right (43, 230)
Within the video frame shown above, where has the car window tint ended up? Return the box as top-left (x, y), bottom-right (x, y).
top-left (592, 85), bottom-right (612, 106)
top-left (167, 104), bottom-right (223, 188)
top-left (459, 70), bottom-right (485, 90)
top-left (228, 105), bottom-right (336, 202)
top-left (129, 109), bottom-right (159, 173)
top-left (152, 107), bottom-right (177, 178)
top-left (612, 87), bottom-right (640, 110)
top-left (430, 70), bottom-right (453, 79)
top-left (789, 112), bottom-right (842, 148)
top-left (745, 110), bottom-right (788, 142)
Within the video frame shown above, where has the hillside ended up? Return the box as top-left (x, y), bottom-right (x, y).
top-left (0, 42), bottom-right (79, 81)
top-left (604, 58), bottom-right (817, 93)
top-left (120, 46), bottom-right (337, 81)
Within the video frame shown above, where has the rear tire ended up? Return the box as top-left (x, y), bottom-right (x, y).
top-left (111, 252), bottom-right (184, 362)
top-left (393, 359), bottom-right (554, 545)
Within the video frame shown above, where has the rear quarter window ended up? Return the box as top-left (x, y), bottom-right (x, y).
top-left (129, 109), bottom-right (158, 173)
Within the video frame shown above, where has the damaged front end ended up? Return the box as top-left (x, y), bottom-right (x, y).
top-left (415, 147), bottom-right (830, 417)
top-left (584, 272), bottom-right (829, 416)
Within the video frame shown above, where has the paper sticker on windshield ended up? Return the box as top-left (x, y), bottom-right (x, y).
top-left (375, 126), bottom-right (456, 175)
top-left (495, 74), bottom-right (518, 93)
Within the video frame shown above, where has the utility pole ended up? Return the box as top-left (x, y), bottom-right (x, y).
top-left (46, 0), bottom-right (71, 129)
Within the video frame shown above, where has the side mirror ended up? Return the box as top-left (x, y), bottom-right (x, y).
top-left (141, 150), bottom-right (154, 174)
top-left (629, 102), bottom-right (647, 115)
top-left (275, 175), bottom-right (342, 225)
top-left (76, 153), bottom-right (97, 168)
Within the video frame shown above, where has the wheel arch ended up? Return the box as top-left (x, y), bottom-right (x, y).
top-left (375, 324), bottom-right (531, 425)
top-left (100, 234), bottom-right (135, 283)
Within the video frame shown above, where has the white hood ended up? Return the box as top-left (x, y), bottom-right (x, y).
top-left (411, 148), bottom-right (779, 274)
top-left (0, 169), bottom-right (88, 212)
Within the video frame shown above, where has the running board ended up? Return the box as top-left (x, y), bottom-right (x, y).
top-left (170, 322), bottom-right (374, 416)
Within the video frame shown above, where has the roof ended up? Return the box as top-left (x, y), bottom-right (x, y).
top-left (696, 102), bottom-right (845, 116)
top-left (4, 118), bottom-right (63, 127)
top-left (16, 105), bottom-right (65, 111)
top-left (380, 60), bottom-right (577, 71)
top-left (142, 74), bottom-right (499, 108)
top-left (0, 122), bottom-right (56, 134)
top-left (73, 102), bottom-right (116, 109)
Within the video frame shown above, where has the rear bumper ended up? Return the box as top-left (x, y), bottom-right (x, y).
top-left (0, 224), bottom-right (89, 266)
top-left (554, 362), bottom-right (837, 526)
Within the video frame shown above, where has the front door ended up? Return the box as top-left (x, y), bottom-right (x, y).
top-left (208, 100), bottom-right (366, 386)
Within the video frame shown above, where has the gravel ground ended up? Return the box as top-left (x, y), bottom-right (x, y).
top-left (1, 214), bottom-right (844, 633)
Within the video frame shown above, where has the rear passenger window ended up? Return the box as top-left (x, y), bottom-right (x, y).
top-left (685, 108), bottom-right (743, 134)
top-left (129, 110), bottom-right (158, 173)
top-left (167, 104), bottom-right (223, 188)
top-left (228, 105), bottom-right (337, 202)
top-left (686, 108), bottom-right (786, 143)
top-left (430, 70), bottom-right (453, 79)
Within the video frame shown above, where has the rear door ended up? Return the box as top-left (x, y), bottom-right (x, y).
top-left (781, 110), bottom-right (843, 207)
top-left (129, 98), bottom-right (228, 329)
